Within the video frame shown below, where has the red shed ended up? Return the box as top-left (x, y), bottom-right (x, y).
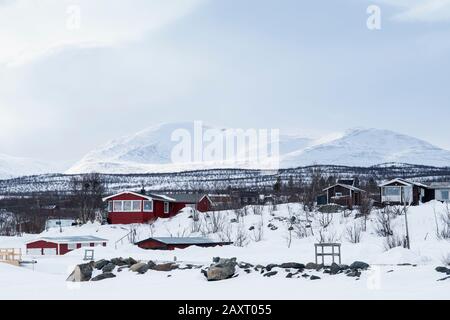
top-left (103, 191), bottom-right (191, 225)
top-left (136, 237), bottom-right (233, 250)
top-left (26, 236), bottom-right (108, 256)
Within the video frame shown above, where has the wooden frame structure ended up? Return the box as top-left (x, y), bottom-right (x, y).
top-left (0, 248), bottom-right (22, 266)
top-left (315, 243), bottom-right (341, 266)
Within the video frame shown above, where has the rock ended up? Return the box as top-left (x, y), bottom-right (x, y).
top-left (255, 264), bottom-right (265, 270)
top-left (212, 257), bottom-right (221, 263)
top-left (323, 269), bottom-right (331, 274)
top-left (94, 259), bottom-right (110, 270)
top-left (111, 258), bottom-right (128, 266)
top-left (397, 263), bottom-right (412, 266)
top-left (152, 263), bottom-right (178, 272)
top-left (123, 257), bottom-right (138, 266)
top-left (230, 218), bottom-right (238, 223)
top-left (147, 260), bottom-right (156, 269)
top-left (350, 261), bottom-right (370, 270)
top-left (66, 262), bottom-right (94, 282)
top-left (249, 226), bottom-right (255, 231)
top-left (136, 264), bottom-right (150, 274)
top-left (435, 266), bottom-right (449, 274)
top-left (130, 262), bottom-right (149, 274)
top-left (339, 264), bottom-right (350, 271)
top-left (437, 276), bottom-right (450, 281)
top-left (286, 273), bottom-right (294, 278)
top-left (280, 263), bottom-right (305, 270)
top-left (310, 275), bottom-right (321, 280)
top-left (244, 269), bottom-right (252, 274)
top-left (302, 274), bottom-right (310, 278)
top-left (305, 262), bottom-right (318, 270)
top-left (263, 271), bottom-right (278, 277)
top-left (206, 258), bottom-right (237, 281)
top-left (238, 262), bottom-right (254, 269)
top-left (117, 266), bottom-right (128, 272)
top-left (330, 263), bottom-right (341, 275)
top-left (347, 271), bottom-right (361, 277)
top-left (101, 263), bottom-right (116, 273)
top-left (91, 272), bottom-right (116, 281)
top-left (265, 264), bottom-right (279, 271)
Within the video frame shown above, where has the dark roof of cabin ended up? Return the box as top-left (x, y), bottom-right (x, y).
top-left (162, 194), bottom-right (204, 203)
top-left (136, 237), bottom-right (232, 245)
top-left (323, 184), bottom-right (365, 192)
top-left (337, 179), bottom-right (355, 186)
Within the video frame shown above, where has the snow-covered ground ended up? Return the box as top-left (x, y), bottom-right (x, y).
top-left (0, 201), bottom-right (449, 300)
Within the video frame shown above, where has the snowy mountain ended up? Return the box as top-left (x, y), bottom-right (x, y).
top-left (282, 128), bottom-right (450, 168)
top-left (0, 153), bottom-right (57, 180)
top-left (66, 124), bottom-right (450, 174)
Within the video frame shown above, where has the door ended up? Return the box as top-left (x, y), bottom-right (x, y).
top-left (27, 248), bottom-right (42, 256)
top-left (43, 248), bottom-right (57, 255)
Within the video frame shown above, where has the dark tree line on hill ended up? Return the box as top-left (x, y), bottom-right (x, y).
top-left (0, 173), bottom-right (106, 234)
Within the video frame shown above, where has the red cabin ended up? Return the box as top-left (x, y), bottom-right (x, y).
top-left (103, 191), bottom-right (189, 225)
top-left (26, 236), bottom-right (108, 256)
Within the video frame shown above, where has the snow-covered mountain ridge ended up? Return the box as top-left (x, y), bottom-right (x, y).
top-left (66, 124), bottom-right (450, 174)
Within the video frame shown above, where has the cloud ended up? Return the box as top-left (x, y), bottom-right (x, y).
top-left (376, 0), bottom-right (450, 22)
top-left (0, 0), bottom-right (205, 66)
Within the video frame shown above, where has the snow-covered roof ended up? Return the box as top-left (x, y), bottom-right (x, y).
top-left (27, 236), bottom-right (108, 244)
top-left (323, 184), bottom-right (365, 192)
top-left (429, 182), bottom-right (450, 189)
top-left (102, 191), bottom-right (152, 202)
top-left (379, 178), bottom-right (428, 188)
top-left (138, 237), bottom-right (230, 245)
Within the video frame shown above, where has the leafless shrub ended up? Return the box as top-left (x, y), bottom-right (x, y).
top-left (218, 224), bottom-right (233, 242)
top-left (234, 223), bottom-right (249, 247)
top-left (250, 219), bottom-right (264, 242)
top-left (345, 221), bottom-right (362, 244)
top-left (190, 214), bottom-right (203, 234)
top-left (316, 228), bottom-right (339, 244)
top-left (252, 205), bottom-right (263, 216)
top-left (318, 212), bottom-right (333, 228)
top-left (375, 207), bottom-right (394, 237)
top-left (384, 233), bottom-right (408, 251)
top-left (202, 211), bottom-right (226, 234)
top-left (435, 204), bottom-right (450, 240)
top-left (0, 210), bottom-right (17, 236)
top-left (358, 194), bottom-right (373, 231)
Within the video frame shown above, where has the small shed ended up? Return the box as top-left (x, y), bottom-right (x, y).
top-left (136, 237), bottom-right (233, 250)
top-left (379, 178), bottom-right (428, 206)
top-left (322, 183), bottom-right (365, 208)
top-left (26, 236), bottom-right (108, 256)
top-left (429, 182), bottom-right (450, 202)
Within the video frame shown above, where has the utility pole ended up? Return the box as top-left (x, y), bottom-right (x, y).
top-left (404, 205), bottom-right (410, 249)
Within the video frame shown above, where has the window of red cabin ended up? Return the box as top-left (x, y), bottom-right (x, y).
top-left (164, 201), bottom-right (169, 214)
top-left (112, 200), bottom-right (142, 212)
top-left (143, 200), bottom-right (153, 212)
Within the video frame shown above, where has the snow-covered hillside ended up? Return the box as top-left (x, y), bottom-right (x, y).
top-left (283, 128), bottom-right (450, 168)
top-left (0, 153), bottom-right (57, 180)
top-left (1, 201), bottom-right (449, 299)
top-left (66, 124), bottom-right (450, 174)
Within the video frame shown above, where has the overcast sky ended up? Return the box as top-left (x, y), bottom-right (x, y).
top-left (1, 0), bottom-right (450, 168)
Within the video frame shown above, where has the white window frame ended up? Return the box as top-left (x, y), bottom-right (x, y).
top-left (440, 189), bottom-right (449, 201)
top-left (164, 201), bottom-right (170, 214)
top-left (112, 200), bottom-right (142, 212)
top-left (113, 200), bottom-right (123, 212)
top-left (143, 200), bottom-right (153, 212)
